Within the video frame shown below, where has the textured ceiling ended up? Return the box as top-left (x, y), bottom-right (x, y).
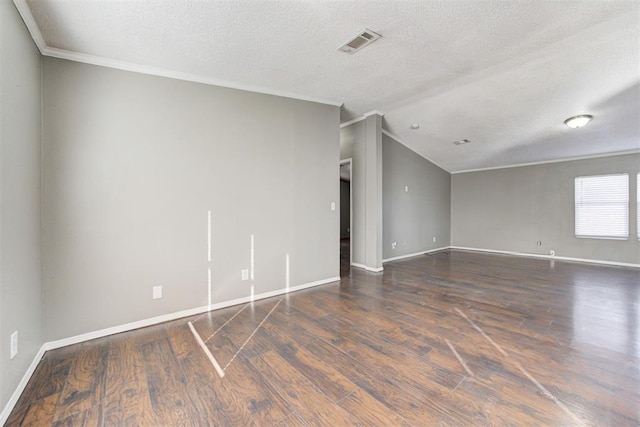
top-left (15, 0), bottom-right (640, 172)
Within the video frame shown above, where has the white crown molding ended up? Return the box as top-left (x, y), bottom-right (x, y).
top-left (381, 129), bottom-right (451, 172)
top-left (383, 246), bottom-right (449, 263)
top-left (450, 246), bottom-right (640, 268)
top-left (452, 150), bottom-right (640, 174)
top-left (363, 110), bottom-right (384, 118)
top-left (42, 47), bottom-right (343, 107)
top-left (340, 110), bottom-right (385, 128)
top-left (340, 116), bottom-right (366, 128)
top-left (12, 0), bottom-right (46, 53)
top-left (0, 345), bottom-right (46, 425)
top-left (12, 0), bottom-right (343, 108)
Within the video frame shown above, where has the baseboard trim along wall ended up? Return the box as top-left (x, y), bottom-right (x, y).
top-left (450, 246), bottom-right (640, 268)
top-left (358, 246), bottom-right (639, 270)
top-left (351, 262), bottom-right (384, 273)
top-left (3, 244), bottom-right (637, 422)
top-left (0, 346), bottom-right (47, 425)
top-left (383, 246), bottom-right (450, 263)
top-left (46, 275), bottom-right (340, 350)
top-left (0, 275), bottom-right (340, 424)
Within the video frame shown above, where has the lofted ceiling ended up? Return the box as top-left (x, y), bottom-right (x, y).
top-left (14, 0), bottom-right (640, 172)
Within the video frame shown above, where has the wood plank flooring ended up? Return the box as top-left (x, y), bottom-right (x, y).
top-left (5, 250), bottom-right (640, 426)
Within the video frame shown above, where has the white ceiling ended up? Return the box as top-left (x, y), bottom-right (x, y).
top-left (15, 0), bottom-right (640, 172)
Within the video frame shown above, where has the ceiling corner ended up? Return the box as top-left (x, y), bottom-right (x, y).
top-left (13, 0), bottom-right (47, 54)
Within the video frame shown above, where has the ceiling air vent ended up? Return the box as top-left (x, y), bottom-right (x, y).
top-left (338, 29), bottom-right (382, 54)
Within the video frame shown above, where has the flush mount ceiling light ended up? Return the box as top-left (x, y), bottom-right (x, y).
top-left (410, 123), bottom-right (420, 129)
top-left (453, 139), bottom-right (471, 145)
top-left (338, 29), bottom-right (382, 54)
top-left (564, 115), bottom-right (593, 129)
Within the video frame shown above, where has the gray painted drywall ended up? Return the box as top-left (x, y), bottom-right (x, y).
top-left (364, 115), bottom-right (383, 269)
top-left (42, 57), bottom-right (340, 341)
top-left (340, 115), bottom-right (384, 270)
top-left (451, 153), bottom-right (640, 264)
top-left (0, 0), bottom-right (43, 413)
top-left (340, 122), bottom-right (365, 265)
top-left (382, 134), bottom-right (451, 260)
top-left (340, 179), bottom-right (350, 238)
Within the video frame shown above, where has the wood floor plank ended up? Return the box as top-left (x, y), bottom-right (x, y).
top-left (51, 405), bottom-right (102, 427)
top-left (271, 340), bottom-right (357, 403)
top-left (221, 354), bottom-right (292, 425)
top-left (196, 301), bottom-right (273, 367)
top-left (3, 398), bottom-right (29, 426)
top-left (16, 352), bottom-right (73, 408)
top-left (304, 338), bottom-right (471, 426)
top-left (140, 333), bottom-right (205, 426)
top-left (20, 393), bottom-right (59, 427)
top-left (7, 250), bottom-right (639, 426)
top-left (102, 336), bottom-right (156, 426)
top-left (177, 346), bottom-right (248, 426)
top-left (316, 314), bottom-right (466, 391)
top-left (53, 342), bottom-right (108, 422)
top-left (271, 411), bottom-right (308, 427)
top-left (337, 389), bottom-right (410, 426)
top-left (249, 350), bottom-right (357, 425)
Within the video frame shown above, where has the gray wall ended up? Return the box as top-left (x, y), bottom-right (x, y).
top-left (364, 115), bottom-right (383, 269)
top-left (382, 134), bottom-right (451, 260)
top-left (340, 122), bottom-right (365, 264)
top-left (42, 57), bottom-right (340, 341)
top-left (0, 0), bottom-right (43, 413)
top-left (340, 115), bottom-right (384, 270)
top-left (451, 153), bottom-right (640, 264)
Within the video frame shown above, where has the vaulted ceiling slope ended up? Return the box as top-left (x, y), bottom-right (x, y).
top-left (15, 0), bottom-right (640, 172)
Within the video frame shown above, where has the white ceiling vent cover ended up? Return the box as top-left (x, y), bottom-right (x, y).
top-left (338, 29), bottom-right (381, 54)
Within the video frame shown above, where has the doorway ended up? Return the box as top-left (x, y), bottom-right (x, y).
top-left (340, 159), bottom-right (352, 277)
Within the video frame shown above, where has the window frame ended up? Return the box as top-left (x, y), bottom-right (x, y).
top-left (574, 173), bottom-right (629, 240)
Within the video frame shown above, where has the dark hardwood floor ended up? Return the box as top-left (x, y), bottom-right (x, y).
top-left (340, 237), bottom-right (350, 278)
top-left (5, 250), bottom-right (640, 426)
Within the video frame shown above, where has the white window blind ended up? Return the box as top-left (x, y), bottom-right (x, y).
top-left (575, 174), bottom-right (628, 239)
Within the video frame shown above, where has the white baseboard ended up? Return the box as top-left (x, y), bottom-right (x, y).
top-left (44, 306), bottom-right (213, 351)
top-left (2, 245), bottom-right (634, 422)
top-left (383, 246), bottom-right (449, 263)
top-left (0, 345), bottom-right (47, 425)
top-left (351, 262), bottom-right (383, 272)
top-left (45, 276), bottom-right (341, 351)
top-left (0, 275), bottom-right (340, 422)
top-left (450, 246), bottom-right (640, 268)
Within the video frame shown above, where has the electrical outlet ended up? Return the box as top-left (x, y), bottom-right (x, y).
top-left (10, 331), bottom-right (18, 359)
top-left (391, 241), bottom-right (397, 250)
top-left (549, 250), bottom-right (555, 256)
top-left (404, 186), bottom-right (409, 193)
top-left (433, 236), bottom-right (436, 243)
top-left (537, 241), bottom-right (542, 246)
top-left (152, 285), bottom-right (162, 299)
top-left (241, 269), bottom-right (249, 281)
top-left (330, 202), bottom-right (336, 211)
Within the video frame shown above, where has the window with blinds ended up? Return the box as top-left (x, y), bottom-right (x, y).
top-left (575, 173), bottom-right (629, 239)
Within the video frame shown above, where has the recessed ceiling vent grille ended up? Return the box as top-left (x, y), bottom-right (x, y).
top-left (338, 29), bottom-right (381, 54)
